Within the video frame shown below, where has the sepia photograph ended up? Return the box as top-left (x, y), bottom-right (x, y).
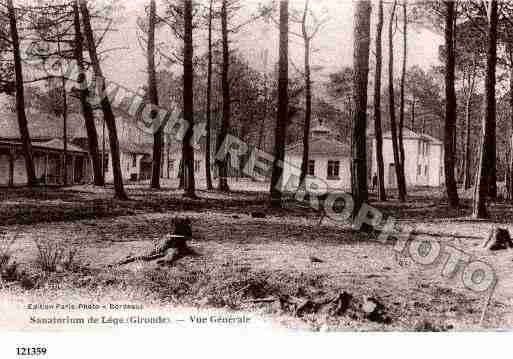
top-left (0, 0), bottom-right (512, 356)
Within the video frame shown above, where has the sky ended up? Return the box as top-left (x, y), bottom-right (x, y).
top-left (99, 0), bottom-right (444, 93)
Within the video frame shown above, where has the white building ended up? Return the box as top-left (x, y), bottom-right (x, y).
top-left (98, 143), bottom-right (152, 182)
top-left (0, 138), bottom-right (91, 186)
top-left (369, 128), bottom-right (444, 188)
top-left (165, 142), bottom-right (207, 181)
top-left (283, 123), bottom-right (351, 191)
top-left (162, 122), bottom-right (351, 191)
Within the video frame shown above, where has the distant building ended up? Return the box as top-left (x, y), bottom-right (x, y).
top-left (369, 128), bottom-right (444, 188)
top-left (72, 112), bottom-right (155, 183)
top-left (283, 121), bottom-right (351, 191)
top-left (0, 138), bottom-right (91, 186)
top-left (0, 94), bottom-right (157, 186)
top-left (94, 143), bottom-right (153, 183)
top-left (0, 102), bottom-right (93, 186)
top-left (164, 141), bottom-right (208, 181)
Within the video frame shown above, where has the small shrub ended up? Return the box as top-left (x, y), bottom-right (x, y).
top-left (0, 231), bottom-right (20, 280)
top-left (0, 231), bottom-right (36, 288)
top-left (61, 247), bottom-right (80, 271)
top-left (414, 318), bottom-right (451, 332)
top-left (1, 261), bottom-right (19, 282)
top-left (33, 236), bottom-right (81, 273)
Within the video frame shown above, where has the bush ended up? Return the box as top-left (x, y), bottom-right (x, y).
top-left (33, 236), bottom-right (81, 273)
top-left (0, 231), bottom-right (36, 289)
top-left (0, 231), bottom-right (20, 281)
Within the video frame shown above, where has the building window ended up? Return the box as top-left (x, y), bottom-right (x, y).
top-left (419, 141), bottom-right (430, 157)
top-left (169, 159), bottom-right (175, 172)
top-left (308, 160), bottom-right (315, 176)
top-left (102, 155), bottom-right (109, 172)
top-left (194, 160), bottom-right (201, 172)
top-left (327, 160), bottom-right (340, 179)
top-left (417, 165), bottom-right (421, 176)
top-left (132, 153), bottom-right (137, 168)
top-left (425, 165), bottom-right (428, 176)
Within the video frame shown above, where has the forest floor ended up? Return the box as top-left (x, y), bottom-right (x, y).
top-left (1, 180), bottom-right (513, 331)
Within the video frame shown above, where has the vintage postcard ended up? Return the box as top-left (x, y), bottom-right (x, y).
top-left (0, 0), bottom-right (511, 357)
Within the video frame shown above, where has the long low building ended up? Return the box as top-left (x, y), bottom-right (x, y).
top-left (0, 139), bottom-right (91, 186)
top-left (0, 97), bottom-right (158, 186)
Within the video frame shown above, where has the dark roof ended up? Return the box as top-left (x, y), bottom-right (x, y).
top-left (0, 108), bottom-right (83, 140)
top-left (420, 133), bottom-right (443, 145)
top-left (286, 137), bottom-right (350, 157)
top-left (119, 142), bottom-right (153, 155)
top-left (37, 139), bottom-right (88, 153)
top-left (95, 141), bottom-right (153, 155)
top-left (368, 127), bottom-right (443, 145)
top-left (0, 138), bottom-right (88, 154)
top-left (168, 135), bottom-right (208, 155)
top-left (0, 99), bottom-right (209, 156)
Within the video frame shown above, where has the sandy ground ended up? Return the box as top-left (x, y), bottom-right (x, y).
top-left (1, 183), bottom-right (512, 331)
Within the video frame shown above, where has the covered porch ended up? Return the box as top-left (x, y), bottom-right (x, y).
top-left (0, 139), bottom-right (92, 187)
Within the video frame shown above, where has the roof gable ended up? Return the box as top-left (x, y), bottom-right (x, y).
top-left (420, 133), bottom-right (443, 145)
top-left (0, 109), bottom-right (86, 140)
top-left (286, 137), bottom-right (350, 157)
top-left (369, 127), bottom-right (442, 144)
top-left (37, 139), bottom-right (88, 153)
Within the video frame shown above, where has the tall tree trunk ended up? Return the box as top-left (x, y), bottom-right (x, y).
top-left (299, 0), bottom-right (311, 190)
top-left (57, 37), bottom-right (68, 186)
top-left (257, 50), bottom-right (269, 153)
top-left (183, 0), bottom-right (196, 198)
top-left (352, 0), bottom-right (371, 215)
top-left (80, 0), bottom-right (127, 200)
top-left (178, 159), bottom-right (184, 187)
top-left (217, 0), bottom-right (230, 192)
top-left (508, 43), bottom-right (513, 200)
top-left (463, 55), bottom-right (477, 190)
top-left (388, 0), bottom-right (405, 202)
top-left (61, 76), bottom-right (68, 185)
top-left (148, 0), bottom-right (163, 189)
top-left (74, 0), bottom-right (103, 187)
top-left (473, 0), bottom-right (497, 218)
top-left (270, 0), bottom-right (289, 207)
top-left (398, 1), bottom-right (407, 189)
top-left (410, 97), bottom-right (415, 130)
top-left (374, 0), bottom-right (386, 201)
top-left (443, 0), bottom-right (459, 209)
top-left (205, 0), bottom-right (214, 190)
top-left (8, 0), bottom-right (37, 187)
top-left (167, 133), bottom-right (171, 178)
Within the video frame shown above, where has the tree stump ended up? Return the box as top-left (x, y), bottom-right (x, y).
top-left (482, 227), bottom-right (513, 251)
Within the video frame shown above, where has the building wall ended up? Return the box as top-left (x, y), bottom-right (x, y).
top-left (167, 151), bottom-right (206, 181)
top-left (102, 150), bottom-right (206, 183)
top-left (429, 144), bottom-right (443, 187)
top-left (371, 137), bottom-right (444, 189)
top-left (371, 138), bottom-right (396, 189)
top-left (104, 151), bottom-right (145, 182)
top-left (13, 155), bottom-right (27, 184)
top-left (164, 149), bottom-right (351, 191)
top-left (0, 152), bottom-right (90, 186)
top-left (404, 139), bottom-right (421, 186)
top-left (0, 154), bottom-right (9, 185)
top-left (283, 153), bottom-right (351, 192)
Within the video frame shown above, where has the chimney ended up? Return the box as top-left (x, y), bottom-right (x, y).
top-left (311, 119), bottom-right (332, 139)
